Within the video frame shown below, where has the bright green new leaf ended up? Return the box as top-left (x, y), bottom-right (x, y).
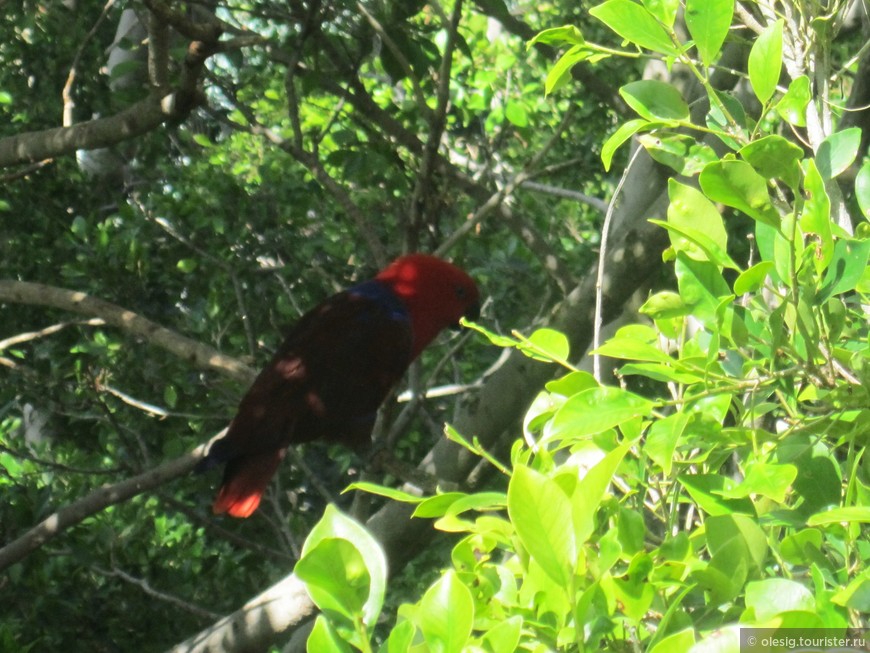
top-left (774, 75), bottom-right (811, 126)
top-left (601, 118), bottom-right (651, 171)
top-left (573, 441), bottom-right (633, 542)
top-left (719, 462), bottom-right (797, 503)
top-left (818, 237), bottom-right (870, 300)
top-left (620, 80), bottom-right (689, 122)
top-left (381, 621), bottom-right (415, 653)
top-left (619, 362), bottom-right (704, 384)
top-left (748, 20), bottom-right (783, 104)
top-left (508, 465), bottom-right (576, 585)
top-left (807, 506), bottom-right (870, 526)
top-left (345, 482), bottom-right (425, 505)
top-left (645, 412), bottom-right (689, 475)
top-left (306, 615), bottom-right (353, 653)
top-left (831, 570), bottom-right (870, 611)
top-left (528, 25), bottom-right (586, 48)
top-left (678, 474), bottom-right (755, 516)
top-left (296, 538), bottom-right (370, 622)
top-left (739, 134), bottom-right (803, 189)
top-left (548, 387), bottom-right (654, 440)
top-left (706, 514), bottom-right (768, 574)
top-left (856, 160), bottom-right (870, 218)
top-left (504, 101), bottom-right (529, 127)
top-left (733, 261), bottom-right (774, 295)
top-left (545, 45), bottom-right (591, 95)
top-left (639, 290), bottom-right (690, 319)
top-left (526, 327), bottom-right (570, 362)
top-left (299, 505), bottom-right (386, 627)
top-left (482, 616), bottom-right (523, 653)
top-left (592, 337), bottom-right (671, 363)
top-left (815, 127), bottom-right (862, 179)
top-left (642, 0), bottom-right (679, 27)
top-left (745, 579), bottom-right (815, 621)
top-left (648, 628), bottom-right (696, 653)
top-left (685, 0), bottom-right (734, 68)
top-left (665, 179), bottom-right (730, 263)
top-left (418, 571), bottom-right (474, 653)
top-left (674, 254), bottom-right (731, 324)
top-left (800, 159), bottom-right (834, 273)
top-left (589, 0), bottom-right (680, 55)
top-left (699, 160), bottom-right (780, 226)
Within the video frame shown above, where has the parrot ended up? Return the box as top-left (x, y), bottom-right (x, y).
top-left (199, 253), bottom-right (480, 517)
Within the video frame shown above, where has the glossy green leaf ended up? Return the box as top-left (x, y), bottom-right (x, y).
top-left (346, 482), bottom-right (425, 505)
top-left (816, 127), bottom-right (862, 179)
top-left (307, 615), bottom-right (353, 653)
top-left (706, 90), bottom-right (748, 149)
top-left (545, 45), bottom-right (591, 95)
top-left (685, 0), bottom-right (733, 68)
top-left (648, 628), bottom-right (696, 653)
top-left (418, 571), bottom-right (473, 653)
top-left (642, 0), bottom-right (679, 27)
top-left (831, 570), bottom-right (870, 611)
top-left (774, 75), bottom-right (811, 126)
top-left (620, 80), bottom-right (689, 122)
top-left (505, 102), bottom-right (529, 127)
top-left (296, 538), bottom-right (370, 622)
top-left (699, 160), bottom-right (780, 226)
top-left (528, 25), bottom-right (586, 48)
top-left (601, 118), bottom-right (651, 170)
top-left (573, 441), bottom-right (633, 542)
top-left (678, 474), bottom-right (756, 516)
top-left (380, 620), bottom-right (415, 653)
top-left (619, 362), bottom-right (703, 384)
top-left (482, 615), bottom-right (523, 653)
top-left (748, 20), bottom-right (783, 104)
top-left (508, 465), bottom-right (575, 585)
top-left (745, 579), bottom-right (815, 621)
top-left (645, 412), bottom-right (689, 475)
top-left (299, 505), bottom-right (386, 627)
top-left (526, 327), bottom-right (570, 362)
top-left (639, 290), bottom-right (690, 319)
top-left (706, 513), bottom-right (768, 574)
top-left (800, 159), bottom-right (834, 273)
top-left (733, 261), bottom-right (774, 295)
top-left (719, 462), bottom-right (797, 503)
top-left (739, 134), bottom-right (803, 189)
top-left (663, 179), bottom-right (731, 263)
top-left (639, 133), bottom-right (718, 175)
top-left (856, 159), bottom-right (870, 218)
top-left (674, 254), bottom-right (731, 324)
top-left (818, 237), bottom-right (870, 300)
top-left (548, 387), bottom-right (654, 439)
top-left (807, 506), bottom-right (870, 526)
top-left (589, 0), bottom-right (680, 55)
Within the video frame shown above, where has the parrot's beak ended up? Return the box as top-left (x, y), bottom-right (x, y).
top-left (453, 302), bottom-right (480, 330)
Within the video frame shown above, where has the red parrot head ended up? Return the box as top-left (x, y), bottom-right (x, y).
top-left (376, 254), bottom-right (480, 359)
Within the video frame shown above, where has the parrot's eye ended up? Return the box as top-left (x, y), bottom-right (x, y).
top-left (455, 285), bottom-right (468, 300)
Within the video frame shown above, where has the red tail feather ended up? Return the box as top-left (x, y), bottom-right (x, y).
top-left (212, 450), bottom-right (285, 518)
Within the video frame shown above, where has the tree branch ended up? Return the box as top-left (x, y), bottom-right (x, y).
top-left (0, 280), bottom-right (255, 383)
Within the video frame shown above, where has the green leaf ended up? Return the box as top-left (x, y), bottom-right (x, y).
top-left (589, 0), bottom-right (680, 55)
top-left (380, 620), bottom-right (415, 653)
top-left (745, 579), bottom-right (815, 621)
top-left (733, 261), bottom-right (774, 295)
top-left (639, 290), bottom-right (690, 319)
top-left (699, 160), bottom-right (780, 226)
top-left (719, 462), bottom-right (797, 503)
top-left (807, 506), bottom-right (870, 526)
top-left (573, 441), bottom-right (633, 542)
top-left (177, 258), bottom-right (198, 273)
top-left (639, 133), bottom-right (718, 175)
top-left (774, 75), bottom-right (811, 126)
top-left (504, 101), bottom-right (529, 127)
top-left (528, 25), bottom-right (586, 48)
top-left (545, 45), bottom-right (591, 95)
top-left (648, 628), bottom-right (696, 653)
top-left (666, 180), bottom-right (730, 262)
top-left (296, 538), bottom-right (370, 622)
top-left (678, 474), bottom-right (756, 516)
top-left (299, 505), bottom-right (386, 627)
top-left (418, 571), bottom-right (473, 653)
top-left (674, 254), bottom-right (731, 324)
top-left (815, 127), bottom-right (862, 179)
top-left (307, 615), bottom-right (353, 653)
top-left (645, 412), bottom-right (689, 475)
top-left (818, 237), bottom-right (870, 299)
top-left (548, 387), bottom-right (654, 440)
top-left (706, 513), bottom-right (768, 574)
top-left (508, 465), bottom-right (575, 585)
top-left (831, 570), bottom-right (870, 611)
top-left (739, 134), bottom-right (803, 189)
top-left (620, 80), bottom-right (689, 123)
top-left (642, 0), bottom-right (679, 26)
top-left (526, 328), bottom-right (570, 362)
top-left (345, 482), bottom-right (425, 505)
top-left (619, 362), bottom-right (703, 384)
top-left (482, 616), bottom-right (523, 653)
top-left (601, 118), bottom-right (651, 171)
top-left (748, 20), bottom-right (783, 104)
top-left (856, 160), bottom-right (870, 219)
top-left (685, 0), bottom-right (734, 68)
top-left (800, 159), bottom-right (834, 273)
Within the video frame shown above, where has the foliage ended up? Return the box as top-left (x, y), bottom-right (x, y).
top-left (296, 1), bottom-right (870, 651)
